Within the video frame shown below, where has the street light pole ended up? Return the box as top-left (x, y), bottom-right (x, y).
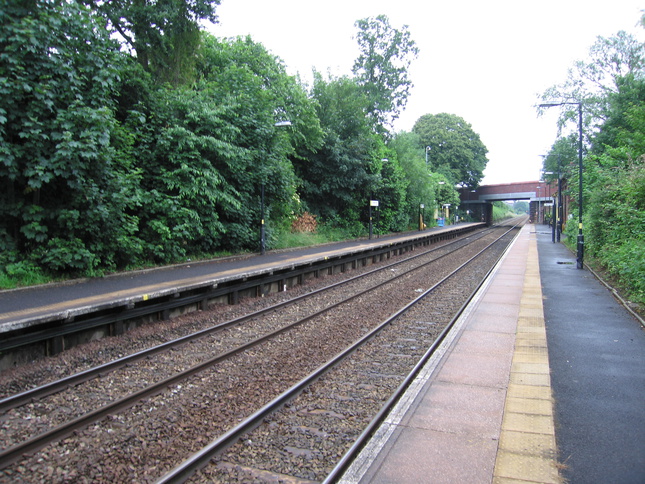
top-left (557, 156), bottom-right (563, 243)
top-left (260, 182), bottom-right (266, 255)
top-left (261, 120), bottom-right (292, 255)
top-left (576, 103), bottom-right (583, 269)
top-left (539, 101), bottom-right (584, 269)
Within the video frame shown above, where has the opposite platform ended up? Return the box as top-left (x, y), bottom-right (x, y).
top-left (339, 224), bottom-right (561, 484)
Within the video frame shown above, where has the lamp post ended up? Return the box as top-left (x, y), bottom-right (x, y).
top-left (557, 158), bottom-right (563, 243)
top-left (260, 120), bottom-right (292, 255)
top-left (539, 101), bottom-right (584, 269)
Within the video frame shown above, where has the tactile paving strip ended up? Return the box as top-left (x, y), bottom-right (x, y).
top-left (493, 234), bottom-right (561, 484)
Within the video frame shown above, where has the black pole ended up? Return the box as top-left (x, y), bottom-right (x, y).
top-left (557, 174), bottom-right (562, 243)
top-left (260, 183), bottom-right (266, 255)
top-left (376, 207), bottom-right (380, 238)
top-left (368, 203), bottom-right (372, 240)
top-left (577, 103), bottom-right (584, 269)
top-left (552, 197), bottom-right (556, 243)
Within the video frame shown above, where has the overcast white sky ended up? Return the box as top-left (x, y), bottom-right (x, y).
top-left (207, 0), bottom-right (644, 185)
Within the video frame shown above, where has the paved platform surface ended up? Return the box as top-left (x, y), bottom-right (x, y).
top-left (538, 227), bottom-right (645, 483)
top-left (338, 224), bottom-right (645, 484)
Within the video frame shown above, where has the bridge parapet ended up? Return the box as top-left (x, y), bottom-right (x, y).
top-left (459, 180), bottom-right (558, 203)
top-left (458, 180), bottom-right (559, 225)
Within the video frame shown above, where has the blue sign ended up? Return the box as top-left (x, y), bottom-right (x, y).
top-left (437, 217), bottom-right (444, 227)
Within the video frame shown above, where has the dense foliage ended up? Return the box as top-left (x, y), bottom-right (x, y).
top-left (412, 113), bottom-right (488, 188)
top-left (295, 72), bottom-right (380, 229)
top-left (0, 3), bottom-right (470, 286)
top-left (1, 1), bottom-right (134, 273)
top-left (582, 78), bottom-right (645, 304)
top-left (540, 28), bottom-right (645, 305)
top-left (82, 0), bottom-right (221, 85)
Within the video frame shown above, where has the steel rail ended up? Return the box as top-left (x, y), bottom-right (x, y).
top-left (323, 223), bottom-right (522, 483)
top-left (0, 226), bottom-right (501, 469)
top-left (0, 226), bottom-right (493, 413)
top-left (156, 223), bottom-right (522, 484)
top-left (0, 224), bottom-right (485, 349)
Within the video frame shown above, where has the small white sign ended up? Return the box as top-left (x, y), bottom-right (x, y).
top-left (370, 200), bottom-right (379, 207)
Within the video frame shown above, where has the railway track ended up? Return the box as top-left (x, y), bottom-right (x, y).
top-left (0, 223), bottom-right (484, 363)
top-left (0, 219), bottom-right (524, 482)
top-left (166, 221), bottom-right (522, 483)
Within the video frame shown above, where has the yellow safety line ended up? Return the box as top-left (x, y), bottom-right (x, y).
top-left (493, 229), bottom-right (562, 484)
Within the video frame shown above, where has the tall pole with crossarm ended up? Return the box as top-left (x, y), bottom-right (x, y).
top-left (539, 101), bottom-right (584, 269)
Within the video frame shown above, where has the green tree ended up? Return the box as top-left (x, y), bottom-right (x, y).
top-left (513, 201), bottom-right (529, 214)
top-left (125, 33), bottom-right (321, 257)
top-left (582, 148), bottom-right (644, 303)
top-left (387, 131), bottom-right (462, 227)
top-left (190, 34), bottom-right (321, 252)
top-left (543, 31), bottom-right (645, 101)
top-left (295, 72), bottom-right (380, 227)
top-left (0, 1), bottom-right (140, 273)
top-left (542, 136), bottom-right (578, 185)
top-left (539, 30), bottom-right (645, 138)
top-left (581, 75), bottom-right (645, 299)
top-left (133, 85), bottom-right (242, 260)
top-left (83, 0), bottom-right (221, 85)
top-left (389, 132), bottom-right (432, 223)
top-left (370, 142), bottom-right (409, 233)
top-left (592, 74), bottom-right (645, 157)
top-left (412, 113), bottom-right (488, 188)
top-left (353, 15), bottom-right (419, 131)
top-left (432, 172), bottom-right (461, 212)
top-left (541, 29), bottom-right (645, 303)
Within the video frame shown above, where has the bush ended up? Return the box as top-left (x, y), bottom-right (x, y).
top-left (36, 238), bottom-right (100, 275)
top-left (606, 240), bottom-right (645, 303)
top-left (0, 260), bottom-right (50, 289)
top-left (566, 154), bottom-right (645, 306)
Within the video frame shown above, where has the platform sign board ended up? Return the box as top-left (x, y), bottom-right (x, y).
top-left (437, 217), bottom-right (445, 227)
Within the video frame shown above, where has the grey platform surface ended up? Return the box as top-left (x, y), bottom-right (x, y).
top-left (537, 228), bottom-right (645, 483)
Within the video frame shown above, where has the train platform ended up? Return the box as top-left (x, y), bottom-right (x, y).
top-left (338, 224), bottom-right (645, 484)
top-left (0, 223), bottom-right (483, 331)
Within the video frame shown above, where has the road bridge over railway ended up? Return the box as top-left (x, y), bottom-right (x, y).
top-left (458, 180), bottom-right (561, 225)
